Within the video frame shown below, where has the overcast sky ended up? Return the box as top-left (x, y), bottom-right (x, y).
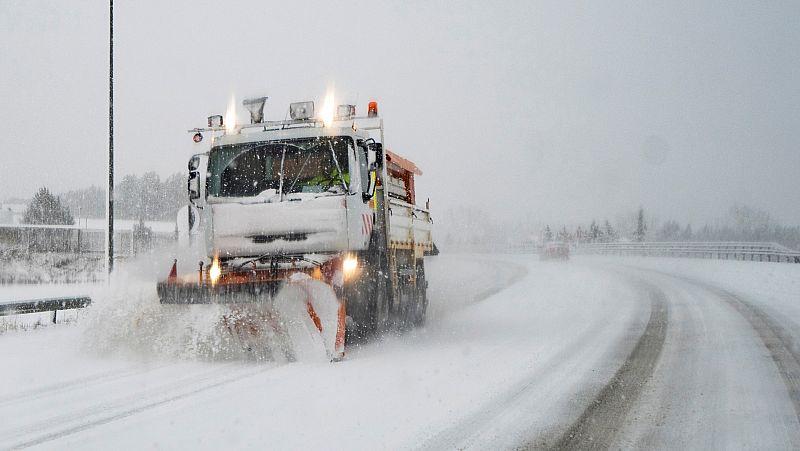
top-left (2, 0), bottom-right (798, 226)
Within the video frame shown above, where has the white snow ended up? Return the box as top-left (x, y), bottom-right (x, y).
top-left (0, 253), bottom-right (799, 449)
top-left (0, 254), bottom-right (640, 449)
top-left (582, 255), bottom-right (800, 325)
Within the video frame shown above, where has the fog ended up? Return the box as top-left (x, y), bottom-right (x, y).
top-left (2, 0), bottom-right (799, 228)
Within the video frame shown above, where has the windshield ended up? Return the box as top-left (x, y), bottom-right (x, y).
top-left (207, 137), bottom-right (351, 197)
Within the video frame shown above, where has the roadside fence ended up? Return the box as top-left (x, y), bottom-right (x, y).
top-left (574, 241), bottom-right (800, 263)
top-left (0, 224), bottom-right (176, 257)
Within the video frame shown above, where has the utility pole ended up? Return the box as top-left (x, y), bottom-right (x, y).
top-left (106, 0), bottom-right (114, 274)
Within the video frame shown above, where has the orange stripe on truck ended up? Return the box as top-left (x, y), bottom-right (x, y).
top-left (306, 299), bottom-right (323, 332)
top-left (335, 302), bottom-right (346, 356)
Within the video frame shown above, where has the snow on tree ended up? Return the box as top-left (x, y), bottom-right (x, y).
top-left (589, 220), bottom-right (600, 243)
top-left (23, 187), bottom-right (74, 225)
top-left (60, 185), bottom-right (105, 219)
top-left (60, 172), bottom-right (187, 222)
top-left (603, 220), bottom-right (617, 243)
top-left (574, 225), bottom-right (585, 243)
top-left (728, 204), bottom-right (772, 241)
top-left (557, 225), bottom-right (572, 243)
top-left (633, 207), bottom-right (647, 242)
top-left (543, 225), bottom-right (553, 242)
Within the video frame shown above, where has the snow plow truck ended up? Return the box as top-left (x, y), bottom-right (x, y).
top-left (156, 96), bottom-right (433, 361)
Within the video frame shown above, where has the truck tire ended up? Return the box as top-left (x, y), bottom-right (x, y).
top-left (345, 255), bottom-right (390, 339)
top-left (372, 270), bottom-right (390, 334)
top-left (411, 262), bottom-right (428, 327)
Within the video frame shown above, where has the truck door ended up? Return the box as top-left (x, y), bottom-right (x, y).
top-left (346, 140), bottom-right (375, 251)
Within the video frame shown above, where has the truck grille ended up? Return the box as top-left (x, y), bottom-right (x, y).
top-left (247, 233), bottom-right (308, 244)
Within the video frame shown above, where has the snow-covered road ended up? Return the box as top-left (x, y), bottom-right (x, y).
top-left (1, 254), bottom-right (799, 450)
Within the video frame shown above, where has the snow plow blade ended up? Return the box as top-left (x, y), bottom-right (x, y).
top-left (156, 275), bottom-right (346, 361)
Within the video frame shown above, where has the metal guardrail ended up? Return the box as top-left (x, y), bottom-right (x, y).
top-left (0, 296), bottom-right (92, 323)
top-left (575, 241), bottom-right (800, 263)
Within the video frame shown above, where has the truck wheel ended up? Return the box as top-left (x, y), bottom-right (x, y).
top-left (344, 256), bottom-right (370, 340)
top-left (372, 270), bottom-right (390, 334)
top-left (350, 265), bottom-right (389, 338)
top-left (411, 263), bottom-right (428, 327)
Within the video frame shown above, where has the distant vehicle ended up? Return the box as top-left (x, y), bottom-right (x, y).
top-left (541, 241), bottom-right (570, 260)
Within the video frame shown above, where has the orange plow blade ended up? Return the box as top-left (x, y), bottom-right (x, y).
top-left (157, 272), bottom-right (345, 362)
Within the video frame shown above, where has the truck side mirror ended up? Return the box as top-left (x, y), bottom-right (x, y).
top-left (188, 174), bottom-right (200, 200)
top-left (369, 142), bottom-right (383, 169)
top-left (362, 166), bottom-right (377, 202)
top-left (187, 155), bottom-right (201, 200)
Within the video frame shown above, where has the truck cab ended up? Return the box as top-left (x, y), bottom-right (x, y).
top-left (199, 127), bottom-right (377, 260)
top-left (164, 97), bottom-right (432, 339)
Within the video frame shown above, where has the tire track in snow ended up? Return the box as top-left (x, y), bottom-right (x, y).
top-left (416, 272), bottom-right (652, 451)
top-left (548, 280), bottom-right (668, 451)
top-left (415, 312), bottom-right (614, 450)
top-left (0, 364), bottom-right (172, 406)
top-left (664, 274), bottom-right (800, 422)
top-left (7, 365), bottom-right (237, 441)
top-left (5, 364), bottom-right (272, 450)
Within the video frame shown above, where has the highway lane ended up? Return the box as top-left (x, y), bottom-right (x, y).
top-left (0, 254), bottom-right (534, 449)
top-left (542, 263), bottom-right (800, 450)
top-left (1, 255), bottom-right (636, 450)
top-left (2, 255), bottom-right (799, 449)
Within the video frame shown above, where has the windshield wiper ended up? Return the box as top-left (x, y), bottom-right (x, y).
top-left (328, 141), bottom-right (348, 193)
top-left (277, 143), bottom-right (308, 201)
top-left (285, 143), bottom-right (318, 195)
top-left (278, 144), bottom-right (286, 201)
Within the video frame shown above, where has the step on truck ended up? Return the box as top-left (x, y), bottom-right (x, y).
top-left (156, 96), bottom-right (433, 361)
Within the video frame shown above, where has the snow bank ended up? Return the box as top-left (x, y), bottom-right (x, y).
top-left (79, 243), bottom-right (238, 361)
top-left (80, 244), bottom-right (341, 363)
top-left (0, 250), bottom-right (104, 284)
top-left (581, 255), bottom-right (800, 318)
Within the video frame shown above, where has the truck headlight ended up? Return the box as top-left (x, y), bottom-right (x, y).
top-left (342, 256), bottom-right (358, 278)
top-left (208, 256), bottom-right (221, 286)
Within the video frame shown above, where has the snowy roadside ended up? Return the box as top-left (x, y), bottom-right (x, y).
top-left (0, 251), bottom-right (104, 284)
top-left (579, 255), bottom-right (800, 318)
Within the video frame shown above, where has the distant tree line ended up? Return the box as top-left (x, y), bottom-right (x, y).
top-left (58, 172), bottom-right (187, 222)
top-left (541, 205), bottom-right (800, 250)
top-left (434, 203), bottom-right (800, 253)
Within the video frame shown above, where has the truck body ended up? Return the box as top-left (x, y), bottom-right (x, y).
top-left (157, 97), bottom-right (433, 358)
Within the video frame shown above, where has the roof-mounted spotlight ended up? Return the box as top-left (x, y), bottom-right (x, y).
top-left (290, 101), bottom-right (314, 120)
top-left (207, 115), bottom-right (224, 128)
top-left (242, 96), bottom-right (268, 124)
top-left (192, 132), bottom-right (203, 143)
top-left (336, 104), bottom-right (356, 120)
